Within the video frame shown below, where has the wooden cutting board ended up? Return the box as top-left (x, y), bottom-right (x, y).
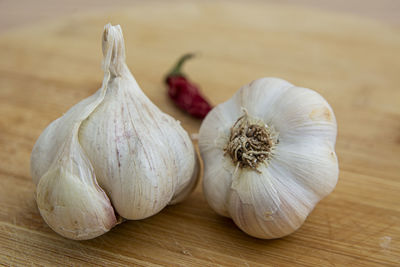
top-left (0, 2), bottom-right (399, 266)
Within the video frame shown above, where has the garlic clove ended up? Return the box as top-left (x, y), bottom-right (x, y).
top-left (36, 134), bottom-right (117, 240)
top-left (228, 183), bottom-right (308, 239)
top-left (272, 141), bottom-right (339, 200)
top-left (234, 78), bottom-right (293, 121)
top-left (230, 166), bottom-right (281, 220)
top-left (31, 92), bottom-right (101, 185)
top-left (268, 86), bottom-right (337, 144)
top-left (201, 147), bottom-right (233, 217)
top-left (78, 24), bottom-right (198, 220)
top-left (169, 152), bottom-right (200, 205)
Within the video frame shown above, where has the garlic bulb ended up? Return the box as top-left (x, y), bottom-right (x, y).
top-left (31, 24), bottom-right (199, 240)
top-left (199, 78), bottom-right (338, 239)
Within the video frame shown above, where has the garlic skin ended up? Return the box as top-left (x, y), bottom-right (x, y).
top-left (199, 78), bottom-right (338, 239)
top-left (36, 133), bottom-right (117, 240)
top-left (31, 24), bottom-right (198, 239)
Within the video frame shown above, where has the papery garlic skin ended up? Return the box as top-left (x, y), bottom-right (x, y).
top-left (31, 24), bottom-right (198, 240)
top-left (79, 25), bottom-right (197, 220)
top-left (36, 134), bottom-right (117, 240)
top-left (79, 70), bottom-right (198, 219)
top-left (199, 78), bottom-right (338, 239)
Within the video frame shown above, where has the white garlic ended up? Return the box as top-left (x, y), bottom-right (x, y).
top-left (31, 24), bottom-right (199, 240)
top-left (199, 78), bottom-right (338, 239)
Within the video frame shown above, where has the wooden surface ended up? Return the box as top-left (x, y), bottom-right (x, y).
top-left (0, 1), bottom-right (399, 266)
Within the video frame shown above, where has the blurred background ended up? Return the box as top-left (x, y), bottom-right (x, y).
top-left (1, 0), bottom-right (400, 32)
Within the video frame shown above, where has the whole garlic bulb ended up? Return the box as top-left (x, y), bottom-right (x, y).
top-left (31, 24), bottom-right (199, 240)
top-left (199, 78), bottom-right (338, 239)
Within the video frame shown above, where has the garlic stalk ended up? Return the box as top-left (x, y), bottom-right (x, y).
top-left (199, 78), bottom-right (338, 239)
top-left (31, 24), bottom-right (199, 240)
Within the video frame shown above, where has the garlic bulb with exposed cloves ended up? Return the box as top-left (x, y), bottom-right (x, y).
top-left (31, 24), bottom-right (199, 240)
top-left (199, 78), bottom-right (338, 239)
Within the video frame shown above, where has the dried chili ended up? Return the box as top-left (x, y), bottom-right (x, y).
top-left (165, 53), bottom-right (212, 119)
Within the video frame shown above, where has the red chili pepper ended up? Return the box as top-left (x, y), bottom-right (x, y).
top-left (165, 53), bottom-right (212, 119)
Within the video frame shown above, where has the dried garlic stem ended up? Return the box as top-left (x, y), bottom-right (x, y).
top-left (224, 110), bottom-right (276, 171)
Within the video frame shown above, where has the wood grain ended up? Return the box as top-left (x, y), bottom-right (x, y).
top-left (0, 2), bottom-right (399, 266)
